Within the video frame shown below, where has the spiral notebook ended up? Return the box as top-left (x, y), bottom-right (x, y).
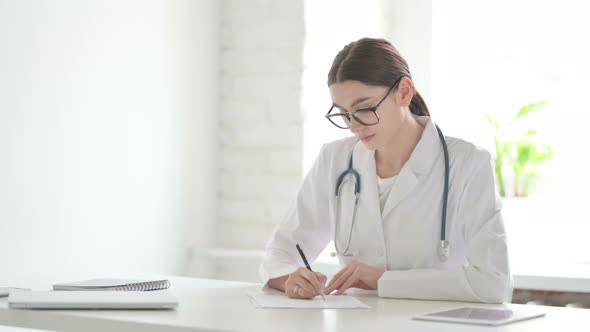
top-left (53, 278), bottom-right (170, 291)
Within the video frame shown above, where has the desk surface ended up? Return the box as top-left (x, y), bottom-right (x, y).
top-left (1, 277), bottom-right (589, 332)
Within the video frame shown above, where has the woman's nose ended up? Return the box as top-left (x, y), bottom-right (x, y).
top-left (349, 117), bottom-right (364, 133)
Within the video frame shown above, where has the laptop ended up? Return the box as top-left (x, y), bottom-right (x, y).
top-left (8, 290), bottom-right (178, 309)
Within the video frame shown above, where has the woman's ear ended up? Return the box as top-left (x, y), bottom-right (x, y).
top-left (398, 77), bottom-right (414, 107)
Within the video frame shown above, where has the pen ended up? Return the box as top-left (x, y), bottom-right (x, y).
top-left (295, 244), bottom-right (326, 301)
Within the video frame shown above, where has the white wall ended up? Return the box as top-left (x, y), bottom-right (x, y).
top-left (383, 0), bottom-right (432, 103)
top-left (302, 0), bottom-right (387, 172)
top-left (187, 0), bottom-right (305, 281)
top-left (0, 0), bottom-right (218, 284)
top-left (215, 0), bottom-right (305, 249)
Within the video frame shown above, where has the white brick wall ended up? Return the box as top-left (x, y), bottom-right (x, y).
top-left (216, 0), bottom-right (305, 252)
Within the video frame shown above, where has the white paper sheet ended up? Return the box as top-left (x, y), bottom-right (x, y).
top-left (247, 290), bottom-right (369, 309)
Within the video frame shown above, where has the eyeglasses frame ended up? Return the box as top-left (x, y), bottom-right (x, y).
top-left (325, 76), bottom-right (405, 129)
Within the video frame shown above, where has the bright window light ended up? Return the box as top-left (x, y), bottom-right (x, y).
top-left (304, 0), bottom-right (590, 268)
top-left (432, 0), bottom-right (590, 267)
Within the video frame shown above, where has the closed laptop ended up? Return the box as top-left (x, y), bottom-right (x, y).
top-left (8, 290), bottom-right (178, 309)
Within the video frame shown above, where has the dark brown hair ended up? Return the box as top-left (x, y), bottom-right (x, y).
top-left (327, 38), bottom-right (429, 116)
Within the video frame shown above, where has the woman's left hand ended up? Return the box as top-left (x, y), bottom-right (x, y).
top-left (324, 260), bottom-right (385, 295)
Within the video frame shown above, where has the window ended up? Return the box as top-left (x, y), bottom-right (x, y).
top-left (304, 0), bottom-right (590, 267)
top-left (432, 0), bottom-right (590, 266)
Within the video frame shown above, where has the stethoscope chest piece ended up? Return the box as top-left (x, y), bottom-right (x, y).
top-left (437, 240), bottom-right (450, 262)
top-left (330, 250), bottom-right (356, 257)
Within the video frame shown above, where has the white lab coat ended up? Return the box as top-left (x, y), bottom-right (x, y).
top-left (260, 116), bottom-right (513, 303)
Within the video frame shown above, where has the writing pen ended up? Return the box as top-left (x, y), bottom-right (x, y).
top-left (296, 244), bottom-right (326, 301)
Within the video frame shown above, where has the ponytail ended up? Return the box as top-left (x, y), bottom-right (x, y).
top-left (409, 91), bottom-right (430, 116)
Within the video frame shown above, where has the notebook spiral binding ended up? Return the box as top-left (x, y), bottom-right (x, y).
top-left (111, 280), bottom-right (170, 291)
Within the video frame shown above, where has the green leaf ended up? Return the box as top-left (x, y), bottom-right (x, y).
top-left (532, 145), bottom-right (555, 162)
top-left (513, 101), bottom-right (547, 122)
top-left (516, 143), bottom-right (534, 166)
top-left (487, 101), bottom-right (555, 196)
top-left (486, 113), bottom-right (498, 130)
top-left (502, 142), bottom-right (514, 162)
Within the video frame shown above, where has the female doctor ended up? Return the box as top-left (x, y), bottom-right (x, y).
top-left (260, 38), bottom-right (512, 303)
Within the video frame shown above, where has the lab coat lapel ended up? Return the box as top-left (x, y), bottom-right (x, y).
top-left (381, 116), bottom-right (442, 218)
top-left (352, 142), bottom-right (382, 226)
top-left (381, 167), bottom-right (418, 217)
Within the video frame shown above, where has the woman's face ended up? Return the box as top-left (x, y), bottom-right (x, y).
top-left (329, 79), bottom-right (411, 151)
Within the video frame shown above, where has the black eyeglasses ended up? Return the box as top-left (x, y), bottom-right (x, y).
top-left (325, 76), bottom-right (404, 129)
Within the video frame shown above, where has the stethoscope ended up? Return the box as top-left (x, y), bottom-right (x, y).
top-left (331, 124), bottom-right (451, 262)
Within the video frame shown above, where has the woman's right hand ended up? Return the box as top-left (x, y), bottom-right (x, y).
top-left (285, 267), bottom-right (327, 299)
top-left (272, 267), bottom-right (327, 299)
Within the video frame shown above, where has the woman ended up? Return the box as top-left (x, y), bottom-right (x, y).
top-left (260, 38), bottom-right (512, 303)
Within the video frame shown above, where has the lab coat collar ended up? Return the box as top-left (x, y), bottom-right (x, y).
top-left (354, 116), bottom-right (442, 218)
top-left (406, 116), bottom-right (443, 176)
top-left (382, 116), bottom-right (442, 216)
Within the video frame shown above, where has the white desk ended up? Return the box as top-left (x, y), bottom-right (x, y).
top-left (0, 327), bottom-right (52, 332)
top-left (1, 277), bottom-right (589, 332)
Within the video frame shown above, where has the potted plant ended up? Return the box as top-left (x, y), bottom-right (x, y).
top-left (486, 102), bottom-right (555, 198)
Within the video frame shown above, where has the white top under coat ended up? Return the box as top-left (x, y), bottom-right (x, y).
top-left (377, 175), bottom-right (397, 215)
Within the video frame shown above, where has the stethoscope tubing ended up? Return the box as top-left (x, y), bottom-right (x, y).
top-left (333, 124), bottom-right (450, 261)
top-left (435, 125), bottom-right (450, 243)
